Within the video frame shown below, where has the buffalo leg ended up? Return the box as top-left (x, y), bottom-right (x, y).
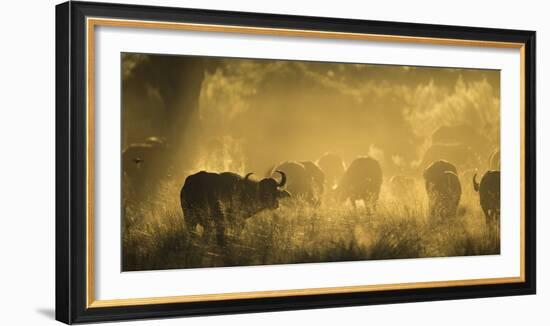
top-left (215, 222), bottom-right (226, 246)
top-left (485, 208), bottom-right (500, 249)
top-left (211, 200), bottom-right (226, 246)
top-left (364, 195), bottom-right (376, 216)
top-left (202, 223), bottom-right (212, 243)
top-left (182, 207), bottom-right (199, 237)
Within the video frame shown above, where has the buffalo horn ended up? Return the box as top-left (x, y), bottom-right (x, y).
top-left (275, 170), bottom-right (287, 188)
top-left (472, 173), bottom-right (480, 192)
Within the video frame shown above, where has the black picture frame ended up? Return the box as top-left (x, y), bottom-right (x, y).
top-left (56, 1), bottom-right (536, 324)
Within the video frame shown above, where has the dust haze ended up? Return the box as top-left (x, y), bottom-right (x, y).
top-left (122, 53), bottom-right (500, 271)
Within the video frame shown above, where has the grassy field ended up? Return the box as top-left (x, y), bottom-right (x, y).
top-left (122, 175), bottom-right (499, 271)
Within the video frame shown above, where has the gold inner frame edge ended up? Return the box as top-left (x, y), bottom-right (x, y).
top-left (85, 17), bottom-right (527, 309)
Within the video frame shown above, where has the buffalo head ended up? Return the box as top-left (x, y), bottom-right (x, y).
top-left (250, 170), bottom-right (291, 209)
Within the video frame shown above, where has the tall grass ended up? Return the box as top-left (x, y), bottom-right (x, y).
top-left (122, 175), bottom-right (499, 271)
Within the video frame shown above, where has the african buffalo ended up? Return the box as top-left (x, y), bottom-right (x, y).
top-left (269, 161), bottom-right (320, 204)
top-left (180, 170), bottom-right (290, 245)
top-left (122, 136), bottom-right (170, 203)
top-left (423, 160), bottom-right (461, 219)
top-left (317, 153), bottom-right (346, 189)
top-left (423, 160), bottom-right (457, 183)
top-left (123, 137), bottom-right (168, 177)
top-left (335, 156), bottom-right (382, 214)
top-left (473, 170), bottom-right (500, 224)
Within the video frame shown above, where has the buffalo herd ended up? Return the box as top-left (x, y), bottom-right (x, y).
top-left (178, 149), bottom-right (501, 245)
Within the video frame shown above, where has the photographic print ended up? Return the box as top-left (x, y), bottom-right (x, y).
top-left (56, 3), bottom-right (535, 322)
top-left (121, 53), bottom-right (501, 271)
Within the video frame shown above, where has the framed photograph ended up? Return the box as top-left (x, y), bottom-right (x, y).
top-left (56, 1), bottom-right (536, 324)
